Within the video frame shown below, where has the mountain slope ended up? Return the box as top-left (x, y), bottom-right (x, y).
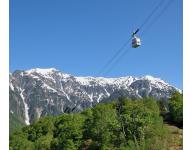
top-left (9, 68), bottom-right (179, 125)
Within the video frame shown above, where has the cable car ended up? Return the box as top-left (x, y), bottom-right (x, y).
top-left (132, 35), bottom-right (141, 48)
top-left (131, 28), bottom-right (141, 48)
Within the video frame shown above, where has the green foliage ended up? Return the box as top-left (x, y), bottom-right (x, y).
top-left (157, 98), bottom-right (168, 113)
top-left (23, 117), bottom-right (55, 142)
top-left (35, 134), bottom-right (53, 150)
top-left (168, 92), bottom-right (183, 126)
top-left (10, 97), bottom-right (182, 150)
top-left (52, 113), bottom-right (85, 149)
top-left (9, 131), bottom-right (35, 150)
top-left (88, 103), bottom-right (120, 149)
top-left (9, 112), bottom-right (25, 134)
top-left (65, 139), bottom-right (77, 150)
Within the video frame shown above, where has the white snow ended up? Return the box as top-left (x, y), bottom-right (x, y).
top-left (75, 77), bottom-right (91, 85)
top-left (60, 102), bottom-right (64, 113)
top-left (148, 85), bottom-right (152, 95)
top-left (18, 68), bottom-right (177, 93)
top-left (104, 88), bottom-right (110, 97)
top-left (26, 68), bottom-right (72, 84)
top-left (64, 93), bottom-right (70, 101)
top-left (42, 83), bottom-right (57, 93)
top-left (74, 75), bottom-right (173, 93)
top-left (20, 88), bottom-right (30, 125)
top-left (136, 89), bottom-right (142, 98)
top-left (141, 75), bottom-right (168, 85)
top-left (139, 75), bottom-right (171, 90)
top-left (26, 68), bottom-right (57, 75)
top-left (11, 68), bottom-right (180, 110)
top-left (88, 93), bottom-right (93, 102)
top-left (36, 107), bottom-right (43, 119)
top-left (97, 93), bottom-right (103, 102)
top-left (50, 99), bottom-right (54, 105)
top-left (59, 79), bottom-right (71, 101)
top-left (75, 76), bottom-right (135, 88)
top-left (59, 72), bottom-right (71, 79)
top-left (32, 76), bottom-right (39, 79)
top-left (10, 83), bottom-right (14, 91)
top-left (26, 68), bottom-right (57, 81)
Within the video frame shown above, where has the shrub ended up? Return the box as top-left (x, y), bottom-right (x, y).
top-left (168, 92), bottom-right (183, 126)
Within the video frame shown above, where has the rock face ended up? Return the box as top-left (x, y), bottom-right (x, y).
top-left (9, 68), bottom-right (179, 124)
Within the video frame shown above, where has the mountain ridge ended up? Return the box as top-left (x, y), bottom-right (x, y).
top-left (9, 68), bottom-right (180, 125)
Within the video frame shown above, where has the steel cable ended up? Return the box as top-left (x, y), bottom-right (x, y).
top-left (97, 0), bottom-right (176, 76)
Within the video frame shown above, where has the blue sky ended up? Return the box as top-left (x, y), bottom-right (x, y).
top-left (10, 0), bottom-right (182, 89)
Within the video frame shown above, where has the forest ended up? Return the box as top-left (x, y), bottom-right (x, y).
top-left (10, 92), bottom-right (183, 150)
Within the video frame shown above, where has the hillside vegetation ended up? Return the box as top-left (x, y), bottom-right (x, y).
top-left (9, 112), bottom-right (25, 134)
top-left (10, 92), bottom-right (183, 150)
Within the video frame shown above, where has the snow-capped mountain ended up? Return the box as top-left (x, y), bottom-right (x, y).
top-left (9, 68), bottom-right (179, 125)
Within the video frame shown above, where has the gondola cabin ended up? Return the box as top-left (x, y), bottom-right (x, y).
top-left (132, 36), bottom-right (141, 48)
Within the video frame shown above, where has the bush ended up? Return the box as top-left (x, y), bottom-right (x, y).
top-left (168, 92), bottom-right (183, 126)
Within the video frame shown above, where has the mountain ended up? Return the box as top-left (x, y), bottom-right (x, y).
top-left (9, 68), bottom-right (179, 125)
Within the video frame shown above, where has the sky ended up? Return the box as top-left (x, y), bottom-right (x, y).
top-left (10, 0), bottom-right (182, 89)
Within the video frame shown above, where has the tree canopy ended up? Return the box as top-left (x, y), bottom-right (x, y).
top-left (168, 92), bottom-right (183, 126)
top-left (10, 96), bottom-right (183, 150)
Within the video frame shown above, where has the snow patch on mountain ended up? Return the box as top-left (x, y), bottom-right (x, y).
top-left (104, 88), bottom-right (110, 96)
top-left (88, 93), bottom-right (94, 102)
top-left (42, 83), bottom-right (57, 93)
top-left (10, 83), bottom-right (14, 91)
top-left (97, 93), bottom-right (104, 102)
top-left (19, 88), bottom-right (30, 125)
top-left (26, 68), bottom-right (57, 74)
top-left (140, 75), bottom-right (169, 87)
top-left (10, 68), bottom-right (180, 124)
top-left (36, 107), bottom-right (43, 119)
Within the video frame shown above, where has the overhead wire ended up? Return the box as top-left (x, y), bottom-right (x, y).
top-left (138, 0), bottom-right (166, 30)
top-left (97, 37), bottom-right (132, 76)
top-left (96, 0), bottom-right (172, 130)
top-left (102, 46), bottom-right (132, 75)
top-left (97, 0), bottom-right (164, 76)
top-left (97, 0), bottom-right (176, 76)
top-left (140, 0), bottom-right (176, 37)
top-left (106, 0), bottom-right (176, 75)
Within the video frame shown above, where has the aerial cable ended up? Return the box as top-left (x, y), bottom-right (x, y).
top-left (103, 47), bottom-right (132, 75)
top-left (140, 0), bottom-right (176, 36)
top-left (99, 0), bottom-right (177, 132)
top-left (100, 0), bottom-right (164, 75)
top-left (103, 0), bottom-right (176, 75)
top-left (97, 37), bottom-right (132, 76)
top-left (97, 0), bottom-right (165, 76)
top-left (138, 0), bottom-right (166, 30)
top-left (97, 0), bottom-right (175, 76)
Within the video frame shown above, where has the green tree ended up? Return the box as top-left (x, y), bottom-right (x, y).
top-left (115, 98), bottom-right (163, 145)
top-left (65, 139), bottom-right (77, 150)
top-left (89, 103), bottom-right (120, 149)
top-left (35, 134), bottom-right (53, 150)
top-left (53, 113), bottom-right (84, 149)
top-left (81, 108), bottom-right (93, 140)
top-left (22, 117), bottom-right (55, 142)
top-left (157, 98), bottom-right (168, 113)
top-left (168, 92), bottom-right (183, 126)
top-left (10, 131), bottom-right (35, 150)
top-left (9, 97), bottom-right (173, 150)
